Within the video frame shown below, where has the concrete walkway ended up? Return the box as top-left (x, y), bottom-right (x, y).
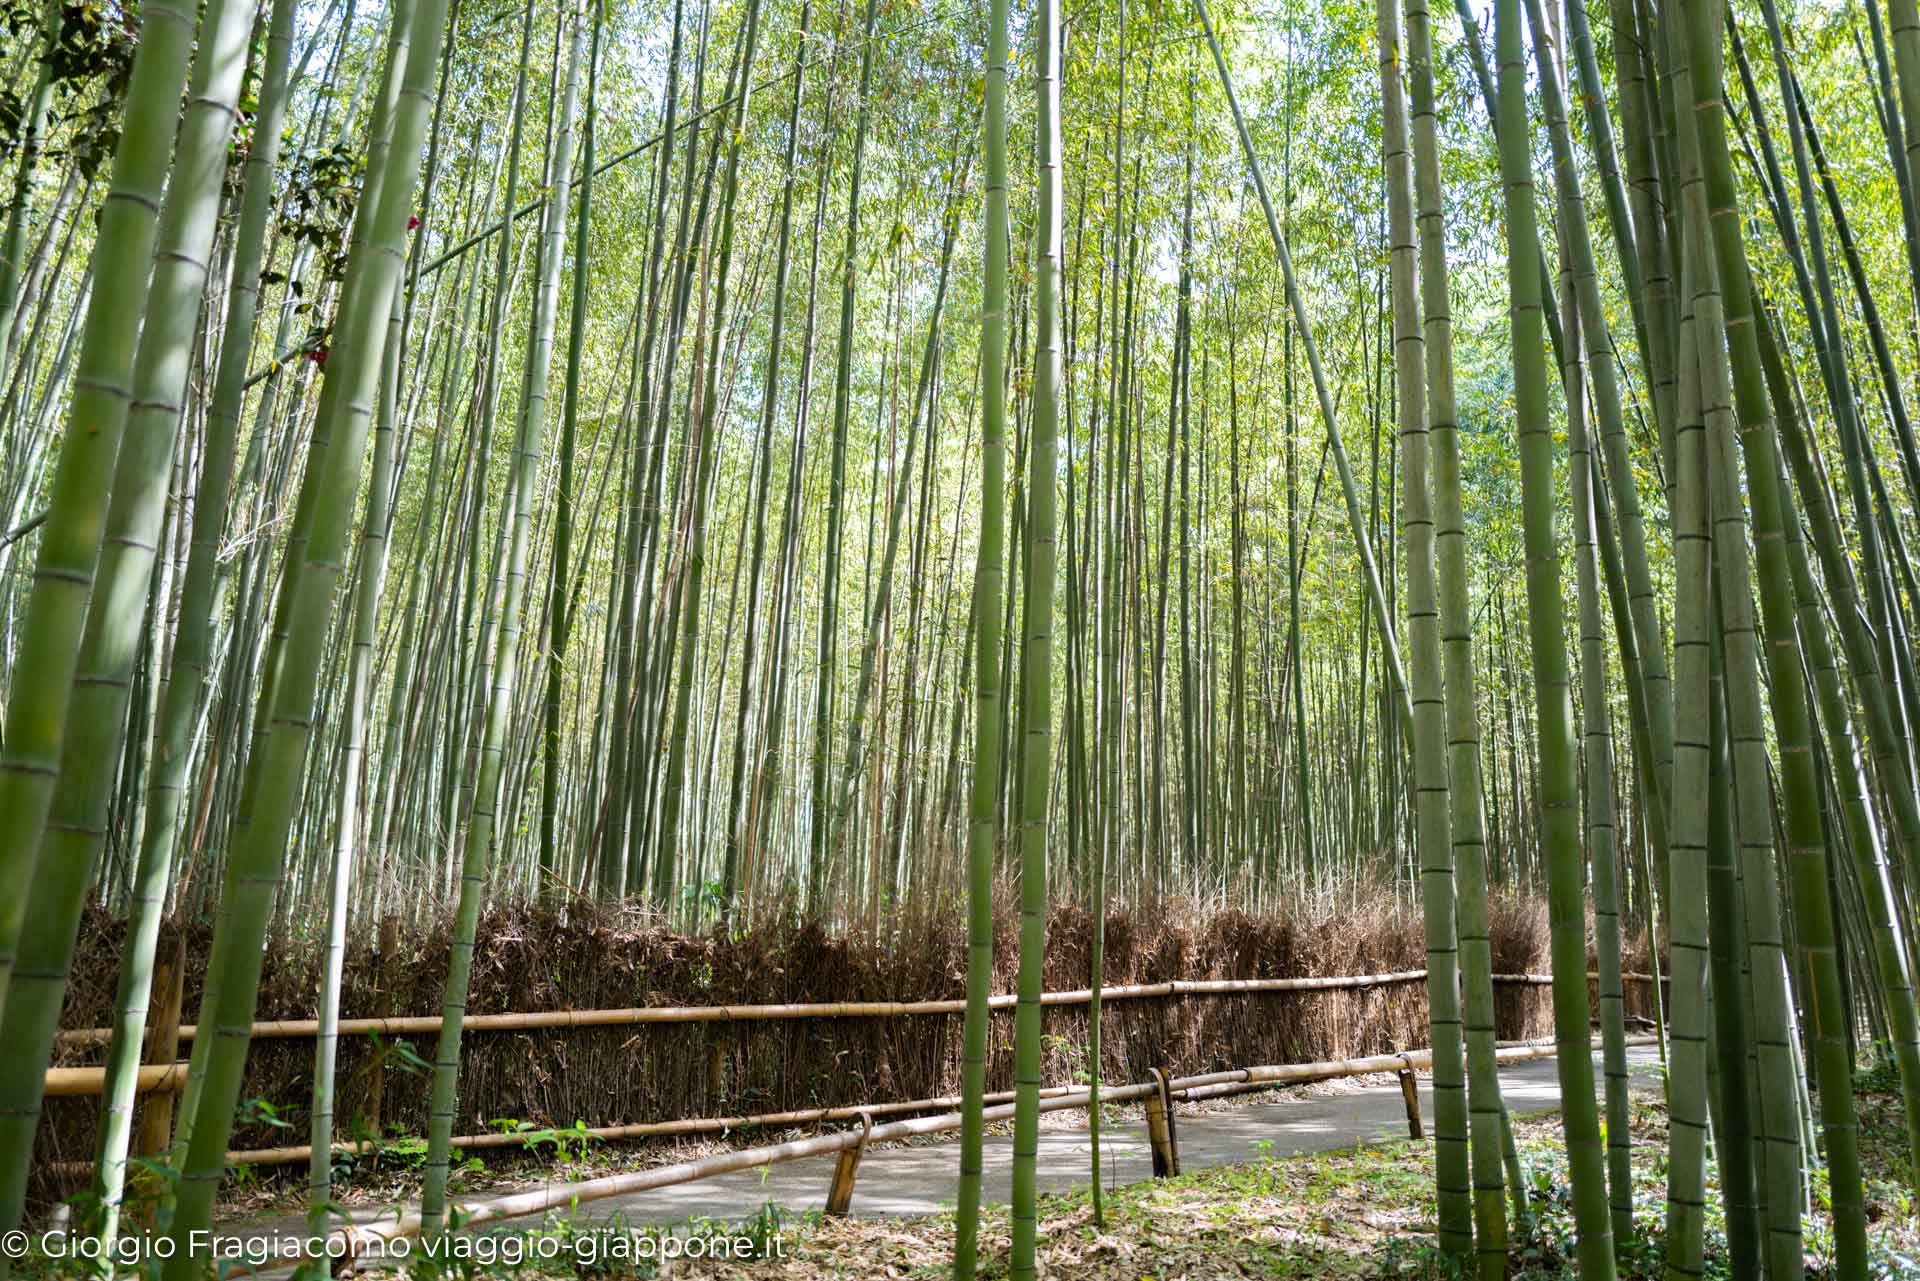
top-left (215, 1044), bottom-right (1663, 1268)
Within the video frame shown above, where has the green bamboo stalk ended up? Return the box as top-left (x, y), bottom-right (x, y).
top-left (1605, 0), bottom-right (1680, 483)
top-left (1524, 0), bottom-right (1673, 861)
top-left (0, 0), bottom-right (56, 388)
top-left (602, 0), bottom-right (687, 897)
top-left (1882, 0), bottom-right (1920, 279)
top-left (718, 0), bottom-right (809, 919)
top-left (1191, 0), bottom-right (1413, 740)
top-left (1668, 7), bottom-right (1809, 1275)
top-left (746, 14), bottom-right (842, 892)
top-left (157, 0), bottom-right (451, 1258)
top-left (1404, 0), bottom-right (1517, 1260)
top-left (1703, 581), bottom-right (1762, 1281)
top-left (821, 158), bottom-right (967, 878)
top-left (0, 0), bottom-right (256, 1236)
top-left (1556, 182), bottom-right (1632, 1249)
top-left (651, 0), bottom-right (766, 907)
top-left (806, 0), bottom-right (882, 912)
top-left (420, 3), bottom-right (585, 1231)
top-left (442, 0), bottom-right (535, 879)
top-left (1684, 5), bottom-right (1865, 1273)
top-left (1009, 0), bottom-right (1059, 1265)
top-left (953, 0), bottom-right (1008, 1255)
top-left (86, 0), bottom-right (300, 1244)
top-left (311, 290), bottom-right (405, 1244)
top-left (1764, 16), bottom-right (1920, 1092)
top-left (1089, 0), bottom-right (1129, 1224)
top-left (544, 0), bottom-right (604, 889)
top-left (1661, 241), bottom-right (1713, 1281)
top-left (1754, 290), bottom-right (1920, 1184)
top-left (1494, 0), bottom-right (1613, 1273)
top-left (1380, 0), bottom-right (1470, 1257)
top-left (0, 0), bottom-right (203, 1019)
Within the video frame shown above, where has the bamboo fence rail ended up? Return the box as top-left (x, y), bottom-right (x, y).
top-left (52, 969), bottom-right (1648, 1051)
top-left (44, 1086), bottom-right (1090, 1175)
top-left (40, 1064), bottom-right (186, 1099)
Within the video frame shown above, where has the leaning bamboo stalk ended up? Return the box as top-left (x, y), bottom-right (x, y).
top-left (1684, 2), bottom-right (1863, 1267)
top-left (58, 969), bottom-right (1590, 1047)
top-left (0, 0), bottom-right (261, 1240)
top-left (92, 0), bottom-right (302, 1244)
top-left (418, 2), bottom-right (587, 1235)
top-left (158, 0), bottom-right (453, 1260)
top-left (0, 0), bottom-right (202, 1019)
top-left (1192, 0), bottom-right (1412, 737)
top-left (1404, 0), bottom-right (1522, 1257)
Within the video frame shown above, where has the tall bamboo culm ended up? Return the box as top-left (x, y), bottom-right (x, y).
top-left (420, 5), bottom-right (586, 1233)
top-left (1378, 0), bottom-right (1470, 1259)
top-left (954, 0), bottom-right (1010, 1257)
top-left (0, 0), bottom-right (203, 1021)
top-left (158, 0), bottom-right (453, 1262)
top-left (1009, 0), bottom-right (1061, 1268)
top-left (1494, 0), bottom-right (1613, 1273)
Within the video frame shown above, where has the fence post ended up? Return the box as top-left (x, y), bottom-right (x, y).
top-left (134, 933), bottom-right (186, 1159)
top-left (366, 913), bottom-right (400, 1135)
top-left (1145, 1067), bottom-right (1180, 1177)
top-left (1396, 1053), bottom-right (1423, 1139)
top-left (707, 1039), bottom-right (727, 1103)
top-left (824, 1110), bottom-right (874, 1216)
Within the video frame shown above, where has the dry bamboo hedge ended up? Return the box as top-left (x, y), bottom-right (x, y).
top-left (37, 894), bottom-right (1653, 1196)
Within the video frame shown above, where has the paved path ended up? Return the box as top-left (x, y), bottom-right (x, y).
top-left (215, 1044), bottom-right (1663, 1269)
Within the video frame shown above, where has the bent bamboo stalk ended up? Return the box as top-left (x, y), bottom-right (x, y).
top-left (53, 968), bottom-right (1634, 1050)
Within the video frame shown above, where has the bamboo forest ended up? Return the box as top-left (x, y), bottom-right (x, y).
top-left (9, 0), bottom-right (1920, 1272)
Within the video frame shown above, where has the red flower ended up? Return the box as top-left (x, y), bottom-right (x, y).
top-left (308, 347), bottom-right (329, 365)
top-left (408, 215), bottom-right (421, 230)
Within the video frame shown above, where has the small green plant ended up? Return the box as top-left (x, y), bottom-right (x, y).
top-left (369, 1032), bottom-right (434, 1079)
top-left (486, 1116), bottom-right (597, 1165)
top-left (234, 1096), bottom-right (291, 1131)
top-left (1856, 1045), bottom-right (1902, 1096)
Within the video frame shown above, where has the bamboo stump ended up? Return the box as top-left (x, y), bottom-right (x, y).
top-left (824, 1111), bottom-right (873, 1216)
top-left (1395, 1054), bottom-right (1423, 1139)
top-left (1145, 1066), bottom-right (1180, 1176)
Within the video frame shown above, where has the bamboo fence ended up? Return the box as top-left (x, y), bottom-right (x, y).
top-left (329, 1034), bottom-right (1663, 1265)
